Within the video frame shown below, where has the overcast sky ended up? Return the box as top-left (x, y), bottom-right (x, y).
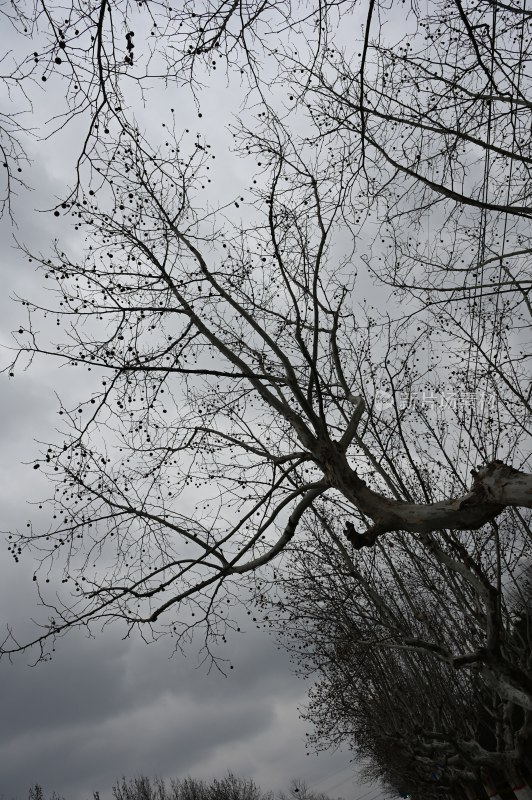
top-left (0, 12), bottom-right (390, 800)
top-left (0, 246), bottom-right (384, 797)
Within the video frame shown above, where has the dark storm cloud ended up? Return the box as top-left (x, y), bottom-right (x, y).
top-left (0, 347), bottom-right (361, 800)
top-left (0, 606), bottom-right (354, 800)
top-left (0, 630), bottom-right (277, 797)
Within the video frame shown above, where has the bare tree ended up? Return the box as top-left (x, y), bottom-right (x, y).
top-left (0, 0), bottom-right (530, 682)
top-left (3, 0), bottom-right (532, 228)
top-left (269, 513), bottom-right (532, 798)
top-left (0, 0), bottom-right (345, 214)
top-left (22, 773), bottom-right (276, 800)
top-left (1, 103), bottom-right (530, 664)
top-left (112, 772), bottom-right (271, 800)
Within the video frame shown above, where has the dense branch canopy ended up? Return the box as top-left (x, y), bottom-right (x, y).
top-left (1, 0), bottom-right (531, 672)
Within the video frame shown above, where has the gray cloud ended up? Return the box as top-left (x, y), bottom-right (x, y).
top-left (0, 611), bottom-right (360, 800)
top-left (0, 346), bottom-right (374, 800)
top-left (0, 25), bottom-right (385, 800)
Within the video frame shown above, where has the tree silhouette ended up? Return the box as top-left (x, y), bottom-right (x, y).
top-left (2, 104), bottom-right (531, 663)
top-left (1, 0), bottom-right (530, 693)
top-left (270, 512), bottom-right (532, 798)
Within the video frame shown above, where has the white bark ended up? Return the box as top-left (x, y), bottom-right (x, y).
top-left (513, 786), bottom-right (532, 800)
top-left (330, 452), bottom-right (532, 543)
top-left (332, 402), bottom-right (532, 539)
top-left (482, 776), bottom-right (503, 800)
top-left (481, 667), bottom-right (532, 712)
top-left (473, 461), bottom-right (532, 507)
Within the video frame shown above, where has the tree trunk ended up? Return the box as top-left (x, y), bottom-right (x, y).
top-left (506, 767), bottom-right (532, 800)
top-left (511, 784), bottom-right (532, 800)
top-left (331, 453), bottom-right (532, 542)
top-left (481, 775), bottom-right (503, 800)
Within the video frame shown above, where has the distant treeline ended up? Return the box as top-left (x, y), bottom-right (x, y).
top-left (20, 772), bottom-right (348, 800)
